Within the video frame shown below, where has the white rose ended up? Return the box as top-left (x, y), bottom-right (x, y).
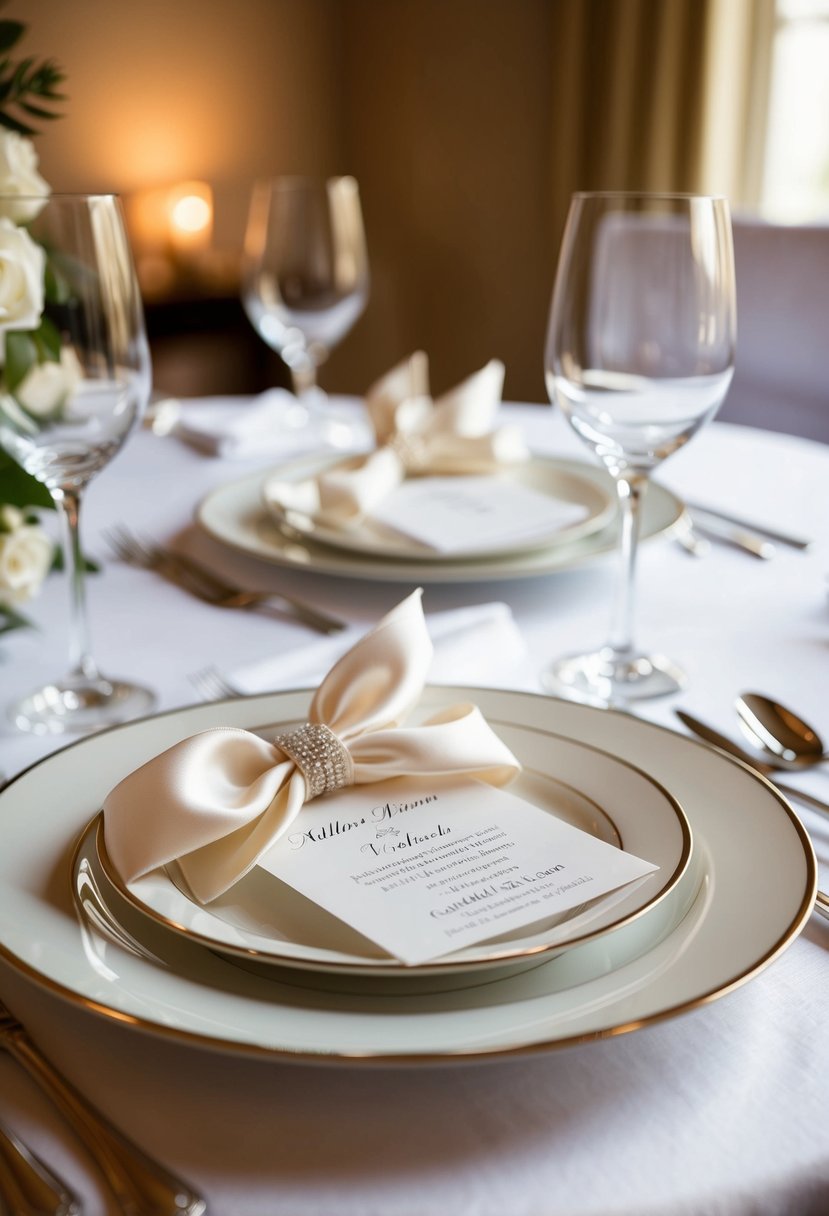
top-left (17, 347), bottom-right (82, 417)
top-left (0, 216), bottom-right (45, 336)
top-left (0, 521), bottom-right (52, 605)
top-left (0, 131), bottom-right (50, 223)
top-left (0, 503), bottom-right (24, 532)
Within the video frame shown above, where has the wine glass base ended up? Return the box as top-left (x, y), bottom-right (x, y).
top-left (10, 675), bottom-right (157, 736)
top-left (542, 646), bottom-right (686, 706)
top-left (292, 391), bottom-right (360, 451)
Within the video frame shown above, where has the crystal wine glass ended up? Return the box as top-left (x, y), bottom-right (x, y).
top-left (242, 175), bottom-right (370, 448)
top-left (543, 192), bottom-right (736, 704)
top-left (0, 193), bottom-right (155, 733)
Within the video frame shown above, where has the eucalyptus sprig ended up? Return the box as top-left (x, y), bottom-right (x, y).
top-left (0, 20), bottom-right (66, 137)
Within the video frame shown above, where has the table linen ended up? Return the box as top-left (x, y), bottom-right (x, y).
top-left (0, 399), bottom-right (827, 1216)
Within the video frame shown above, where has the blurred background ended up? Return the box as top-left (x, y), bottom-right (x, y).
top-left (22, 0), bottom-right (829, 408)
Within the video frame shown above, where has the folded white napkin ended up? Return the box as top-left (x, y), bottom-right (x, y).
top-left (230, 601), bottom-right (530, 694)
top-left (103, 591), bottom-right (521, 903)
top-left (263, 353), bottom-right (528, 529)
top-left (172, 391), bottom-right (348, 460)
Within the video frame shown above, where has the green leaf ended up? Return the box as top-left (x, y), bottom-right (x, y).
top-left (19, 100), bottom-right (60, 119)
top-left (44, 254), bottom-right (73, 304)
top-left (33, 315), bottom-right (62, 363)
top-left (0, 450), bottom-right (52, 509)
top-left (0, 111), bottom-right (36, 136)
top-left (0, 604), bottom-right (32, 636)
top-left (51, 546), bottom-right (99, 574)
top-left (11, 55), bottom-right (34, 87)
top-left (0, 21), bottom-right (24, 54)
top-left (4, 330), bottom-right (37, 392)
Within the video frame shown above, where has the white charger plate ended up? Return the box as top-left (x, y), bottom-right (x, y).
top-left (0, 688), bottom-right (815, 1063)
top-left (94, 726), bottom-right (691, 978)
top-left (261, 453), bottom-right (615, 561)
top-left (197, 459), bottom-right (685, 583)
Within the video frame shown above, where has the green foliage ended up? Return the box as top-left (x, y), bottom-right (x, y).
top-left (0, 448), bottom-right (52, 509)
top-left (51, 546), bottom-right (99, 574)
top-left (0, 13), bottom-right (67, 642)
top-left (5, 316), bottom-right (62, 393)
top-left (0, 19), bottom-right (66, 137)
top-left (0, 602), bottom-right (30, 635)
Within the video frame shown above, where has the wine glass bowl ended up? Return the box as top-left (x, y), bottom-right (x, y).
top-left (543, 192), bottom-right (736, 704)
top-left (242, 176), bottom-right (369, 444)
top-left (0, 193), bottom-right (155, 734)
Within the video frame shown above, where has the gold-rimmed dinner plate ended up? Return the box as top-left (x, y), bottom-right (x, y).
top-left (260, 452), bottom-right (616, 561)
top-left (0, 688), bottom-right (816, 1063)
top-left (196, 458), bottom-right (685, 583)
top-left (92, 726), bottom-right (692, 979)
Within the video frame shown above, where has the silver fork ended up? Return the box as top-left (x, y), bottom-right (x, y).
top-left (0, 1002), bottom-right (206, 1215)
top-left (189, 666), bottom-right (244, 702)
top-left (104, 525), bottom-right (346, 635)
top-left (0, 1118), bottom-right (82, 1215)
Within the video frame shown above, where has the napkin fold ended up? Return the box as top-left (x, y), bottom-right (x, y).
top-left (103, 591), bottom-right (521, 903)
top-left (229, 601), bottom-right (531, 694)
top-left (263, 353), bottom-right (529, 529)
top-left (172, 391), bottom-right (346, 460)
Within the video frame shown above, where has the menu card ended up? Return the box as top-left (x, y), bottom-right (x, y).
top-left (258, 776), bottom-right (658, 965)
top-left (368, 475), bottom-right (589, 553)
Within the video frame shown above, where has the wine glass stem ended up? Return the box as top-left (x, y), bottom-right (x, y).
top-left (607, 472), bottom-right (648, 657)
top-left (55, 486), bottom-right (99, 682)
top-left (289, 359), bottom-right (317, 399)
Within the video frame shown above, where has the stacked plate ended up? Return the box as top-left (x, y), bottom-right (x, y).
top-left (196, 454), bottom-right (686, 582)
top-left (0, 688), bottom-right (816, 1063)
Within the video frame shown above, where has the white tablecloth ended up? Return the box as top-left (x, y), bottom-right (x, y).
top-left (1, 401), bottom-right (827, 1216)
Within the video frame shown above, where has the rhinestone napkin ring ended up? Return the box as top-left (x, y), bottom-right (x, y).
top-left (273, 723), bottom-right (353, 800)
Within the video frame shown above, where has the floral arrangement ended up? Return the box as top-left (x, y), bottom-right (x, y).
top-left (0, 15), bottom-right (67, 633)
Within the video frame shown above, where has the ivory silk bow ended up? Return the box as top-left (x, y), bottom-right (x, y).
top-left (262, 352), bottom-right (529, 529)
top-left (102, 590), bottom-right (521, 903)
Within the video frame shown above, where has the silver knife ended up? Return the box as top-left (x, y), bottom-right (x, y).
top-left (685, 502), bottom-right (812, 551)
top-left (675, 709), bottom-right (829, 818)
top-left (687, 514), bottom-right (776, 560)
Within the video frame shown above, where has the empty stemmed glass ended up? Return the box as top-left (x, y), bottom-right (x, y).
top-left (542, 192), bottom-right (736, 704)
top-left (0, 193), bottom-right (155, 733)
top-left (242, 175), bottom-right (370, 448)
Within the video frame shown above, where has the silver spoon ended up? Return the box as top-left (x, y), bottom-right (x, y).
top-left (675, 710), bottom-right (829, 818)
top-left (736, 693), bottom-right (827, 771)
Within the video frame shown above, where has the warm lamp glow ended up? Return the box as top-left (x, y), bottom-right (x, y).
top-left (167, 181), bottom-right (213, 249)
top-left (170, 193), bottom-right (211, 233)
top-left (126, 179), bottom-right (213, 255)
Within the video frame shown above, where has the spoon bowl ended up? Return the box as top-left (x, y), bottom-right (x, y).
top-left (736, 693), bottom-right (827, 771)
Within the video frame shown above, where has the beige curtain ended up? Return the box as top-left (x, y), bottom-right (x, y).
top-left (549, 0), bottom-right (776, 241)
top-left (331, 0), bottom-right (775, 404)
top-left (551, 0), bottom-right (710, 195)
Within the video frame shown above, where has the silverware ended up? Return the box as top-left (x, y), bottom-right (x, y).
top-left (685, 501), bottom-right (813, 551)
top-left (104, 524), bottom-right (346, 635)
top-left (189, 666), bottom-right (244, 702)
top-left (0, 1001), bottom-right (206, 1215)
top-left (675, 710), bottom-right (829, 818)
top-left (735, 692), bottom-right (827, 771)
top-left (0, 1118), bottom-right (82, 1215)
top-left (674, 518), bottom-right (711, 558)
top-left (686, 513), bottom-right (776, 560)
top-left (675, 711), bottom-right (829, 923)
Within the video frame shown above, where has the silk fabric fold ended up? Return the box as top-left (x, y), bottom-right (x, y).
top-left (263, 353), bottom-right (528, 529)
top-left (103, 590), bottom-right (521, 903)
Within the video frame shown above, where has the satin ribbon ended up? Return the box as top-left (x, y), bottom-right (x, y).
top-left (263, 352), bottom-right (528, 529)
top-left (102, 590), bottom-right (521, 903)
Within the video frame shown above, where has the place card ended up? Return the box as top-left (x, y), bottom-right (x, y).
top-left (258, 776), bottom-right (658, 965)
top-left (367, 475), bottom-right (589, 552)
